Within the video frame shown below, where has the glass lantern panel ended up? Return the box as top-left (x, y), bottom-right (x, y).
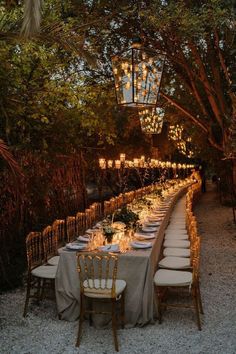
top-left (112, 47), bottom-right (165, 107)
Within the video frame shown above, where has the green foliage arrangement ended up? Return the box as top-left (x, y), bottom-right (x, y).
top-left (113, 205), bottom-right (139, 228)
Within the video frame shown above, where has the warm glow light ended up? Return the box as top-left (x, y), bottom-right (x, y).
top-left (115, 160), bottom-right (121, 169)
top-left (111, 43), bottom-right (165, 107)
top-left (133, 158), bottom-right (140, 167)
top-left (99, 158), bottom-right (106, 169)
top-left (139, 107), bottom-right (164, 135)
top-left (107, 160), bottom-right (113, 168)
top-left (120, 153), bottom-right (126, 162)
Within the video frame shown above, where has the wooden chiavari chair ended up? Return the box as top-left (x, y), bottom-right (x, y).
top-left (42, 225), bottom-right (58, 264)
top-left (85, 208), bottom-right (93, 229)
top-left (76, 212), bottom-right (86, 235)
top-left (46, 220), bottom-right (65, 266)
top-left (52, 219), bottom-right (65, 247)
top-left (76, 253), bottom-right (126, 351)
top-left (154, 252), bottom-right (203, 330)
top-left (104, 200), bottom-right (112, 217)
top-left (66, 216), bottom-right (76, 242)
top-left (90, 202), bottom-right (102, 221)
top-left (23, 232), bottom-right (57, 317)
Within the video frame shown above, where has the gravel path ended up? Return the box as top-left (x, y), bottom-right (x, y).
top-left (0, 183), bottom-right (236, 354)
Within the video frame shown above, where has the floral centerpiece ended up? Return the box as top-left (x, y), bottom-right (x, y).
top-left (137, 197), bottom-right (153, 207)
top-left (113, 205), bottom-right (139, 229)
top-left (103, 225), bottom-right (116, 244)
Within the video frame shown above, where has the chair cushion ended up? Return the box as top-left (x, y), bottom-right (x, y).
top-left (165, 230), bottom-right (188, 236)
top-left (83, 279), bottom-right (126, 299)
top-left (154, 269), bottom-right (192, 287)
top-left (31, 265), bottom-right (57, 279)
top-left (165, 233), bottom-right (189, 240)
top-left (158, 256), bottom-right (191, 269)
top-left (47, 256), bottom-right (60, 266)
top-left (166, 226), bottom-right (186, 231)
top-left (163, 247), bottom-right (190, 258)
top-left (163, 240), bottom-right (190, 249)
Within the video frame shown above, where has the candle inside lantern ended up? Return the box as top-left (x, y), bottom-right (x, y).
top-left (120, 153), bottom-right (126, 162)
top-left (115, 160), bottom-right (121, 169)
top-left (99, 158), bottom-right (106, 169)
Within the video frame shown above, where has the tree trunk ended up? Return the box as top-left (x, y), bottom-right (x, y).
top-left (232, 160), bottom-right (236, 192)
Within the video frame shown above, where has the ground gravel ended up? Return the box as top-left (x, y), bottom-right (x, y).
top-left (0, 183), bottom-right (236, 354)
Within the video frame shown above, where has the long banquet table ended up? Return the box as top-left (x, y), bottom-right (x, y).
top-left (55, 184), bottom-right (190, 327)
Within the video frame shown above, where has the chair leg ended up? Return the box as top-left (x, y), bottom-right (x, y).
top-left (76, 293), bottom-right (85, 347)
top-left (36, 278), bottom-right (41, 304)
top-left (197, 282), bottom-right (204, 314)
top-left (111, 299), bottom-right (119, 352)
top-left (40, 279), bottom-right (46, 301)
top-left (192, 288), bottom-right (202, 331)
top-left (88, 298), bottom-right (93, 326)
top-left (120, 292), bottom-right (125, 329)
top-left (155, 287), bottom-right (163, 324)
top-left (23, 275), bottom-right (31, 317)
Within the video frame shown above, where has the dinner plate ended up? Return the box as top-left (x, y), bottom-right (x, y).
top-left (85, 229), bottom-right (95, 235)
top-left (98, 244), bottom-right (119, 252)
top-left (134, 232), bottom-right (156, 240)
top-left (130, 241), bottom-right (152, 249)
top-left (142, 226), bottom-right (158, 233)
top-left (153, 211), bottom-right (166, 215)
top-left (77, 235), bottom-right (90, 242)
top-left (147, 217), bottom-right (162, 223)
top-left (144, 221), bottom-right (160, 227)
top-left (66, 243), bottom-right (87, 250)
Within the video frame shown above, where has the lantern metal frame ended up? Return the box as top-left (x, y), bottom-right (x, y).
top-left (112, 43), bottom-right (165, 108)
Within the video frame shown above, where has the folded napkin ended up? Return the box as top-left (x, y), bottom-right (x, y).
top-left (98, 244), bottom-right (119, 252)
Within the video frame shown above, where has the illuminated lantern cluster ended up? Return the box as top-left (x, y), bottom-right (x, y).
top-left (99, 154), bottom-right (194, 170)
top-left (112, 41), bottom-right (165, 108)
top-left (169, 124), bottom-right (194, 158)
top-left (139, 107), bottom-right (164, 134)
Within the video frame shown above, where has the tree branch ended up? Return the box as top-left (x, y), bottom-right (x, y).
top-left (160, 91), bottom-right (209, 133)
top-left (189, 41), bottom-right (224, 128)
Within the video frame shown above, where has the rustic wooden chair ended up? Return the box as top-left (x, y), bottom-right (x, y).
top-left (76, 253), bottom-right (126, 352)
top-left (23, 232), bottom-right (57, 317)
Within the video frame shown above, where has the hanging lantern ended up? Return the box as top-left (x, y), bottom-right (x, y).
top-left (139, 107), bottom-right (164, 134)
top-left (111, 39), bottom-right (165, 107)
